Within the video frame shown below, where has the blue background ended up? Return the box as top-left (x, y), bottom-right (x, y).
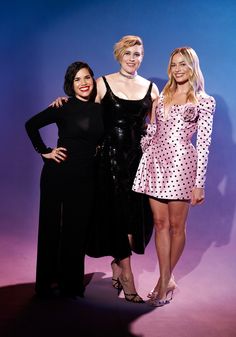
top-left (1, 0), bottom-right (236, 251)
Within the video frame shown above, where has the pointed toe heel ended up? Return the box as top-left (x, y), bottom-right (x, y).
top-left (148, 297), bottom-right (170, 307)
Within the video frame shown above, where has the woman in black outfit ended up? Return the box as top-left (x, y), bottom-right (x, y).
top-left (88, 36), bottom-right (159, 303)
top-left (25, 61), bottom-right (103, 299)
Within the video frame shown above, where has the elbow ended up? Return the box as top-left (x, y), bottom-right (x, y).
top-left (25, 122), bottom-right (29, 133)
top-left (25, 119), bottom-right (31, 133)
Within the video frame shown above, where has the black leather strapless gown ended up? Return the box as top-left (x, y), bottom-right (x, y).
top-left (87, 77), bottom-right (153, 260)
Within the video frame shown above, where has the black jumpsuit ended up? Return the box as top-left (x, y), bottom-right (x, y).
top-left (25, 97), bottom-right (103, 296)
top-left (87, 77), bottom-right (153, 260)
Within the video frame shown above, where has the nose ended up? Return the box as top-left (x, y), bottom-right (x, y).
top-left (175, 64), bottom-right (180, 72)
top-left (129, 54), bottom-right (135, 61)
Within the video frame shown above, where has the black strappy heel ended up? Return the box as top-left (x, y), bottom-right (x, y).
top-left (123, 292), bottom-right (145, 303)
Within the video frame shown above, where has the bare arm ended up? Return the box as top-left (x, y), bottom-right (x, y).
top-left (95, 77), bottom-right (107, 103)
top-left (150, 97), bottom-right (159, 123)
top-left (151, 82), bottom-right (159, 101)
top-left (148, 83), bottom-right (159, 122)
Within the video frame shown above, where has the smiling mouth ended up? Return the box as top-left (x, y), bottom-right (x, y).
top-left (175, 75), bottom-right (186, 79)
top-left (80, 86), bottom-right (90, 92)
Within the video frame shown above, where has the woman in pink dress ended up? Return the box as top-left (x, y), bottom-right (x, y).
top-left (133, 46), bottom-right (216, 307)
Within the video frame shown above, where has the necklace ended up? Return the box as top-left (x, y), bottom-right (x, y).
top-left (119, 71), bottom-right (137, 79)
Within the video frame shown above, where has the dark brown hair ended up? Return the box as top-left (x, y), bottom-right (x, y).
top-left (63, 61), bottom-right (97, 101)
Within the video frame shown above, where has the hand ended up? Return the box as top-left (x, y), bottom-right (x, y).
top-left (42, 147), bottom-right (67, 163)
top-left (191, 187), bottom-right (205, 206)
top-left (49, 96), bottom-right (68, 108)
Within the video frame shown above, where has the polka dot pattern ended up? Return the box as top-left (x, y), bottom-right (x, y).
top-left (132, 92), bottom-right (216, 200)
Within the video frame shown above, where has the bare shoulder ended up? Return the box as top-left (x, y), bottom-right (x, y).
top-left (138, 76), bottom-right (159, 100)
top-left (104, 73), bottom-right (120, 85)
top-left (96, 76), bottom-right (106, 101)
top-left (96, 74), bottom-right (117, 100)
top-left (97, 73), bottom-right (117, 85)
top-left (96, 76), bottom-right (105, 86)
top-left (137, 75), bottom-right (150, 86)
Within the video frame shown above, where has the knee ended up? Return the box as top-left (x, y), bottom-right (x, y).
top-left (170, 220), bottom-right (186, 236)
top-left (153, 217), bottom-right (169, 232)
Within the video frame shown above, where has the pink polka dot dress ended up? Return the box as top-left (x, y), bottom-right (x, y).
top-left (132, 92), bottom-right (216, 200)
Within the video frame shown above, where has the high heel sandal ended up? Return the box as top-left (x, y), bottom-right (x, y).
top-left (123, 292), bottom-right (145, 303)
top-left (148, 296), bottom-right (170, 307)
top-left (147, 284), bottom-right (174, 307)
top-left (147, 275), bottom-right (177, 298)
top-left (118, 277), bottom-right (145, 304)
top-left (112, 278), bottom-right (123, 290)
top-left (147, 284), bottom-right (176, 299)
top-left (147, 288), bottom-right (172, 307)
top-left (147, 288), bottom-right (156, 298)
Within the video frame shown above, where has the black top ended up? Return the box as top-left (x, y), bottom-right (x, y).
top-left (25, 97), bottom-right (104, 165)
top-left (100, 76), bottom-right (153, 192)
top-left (101, 76), bottom-right (153, 147)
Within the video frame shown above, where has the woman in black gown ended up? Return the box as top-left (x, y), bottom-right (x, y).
top-left (51, 36), bottom-right (159, 303)
top-left (25, 61), bottom-right (103, 299)
top-left (89, 36), bottom-right (159, 302)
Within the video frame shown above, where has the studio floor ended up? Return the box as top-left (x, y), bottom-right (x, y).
top-left (1, 208), bottom-right (236, 337)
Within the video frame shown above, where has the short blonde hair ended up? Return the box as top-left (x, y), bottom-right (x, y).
top-left (163, 47), bottom-right (205, 104)
top-left (113, 35), bottom-right (144, 62)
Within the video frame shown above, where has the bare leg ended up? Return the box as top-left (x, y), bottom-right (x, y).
top-left (119, 257), bottom-right (135, 291)
top-left (149, 198), bottom-right (190, 300)
top-left (111, 234), bottom-right (134, 288)
top-left (169, 200), bottom-right (189, 272)
top-left (110, 232), bottom-right (143, 303)
top-left (149, 198), bottom-right (171, 300)
top-left (118, 255), bottom-right (144, 303)
top-left (111, 258), bottom-right (122, 288)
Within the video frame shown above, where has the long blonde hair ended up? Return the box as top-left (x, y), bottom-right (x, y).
top-left (113, 35), bottom-right (144, 62)
top-left (163, 47), bottom-right (205, 104)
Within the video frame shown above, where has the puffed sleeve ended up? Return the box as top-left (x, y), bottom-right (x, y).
top-left (195, 95), bottom-right (216, 188)
top-left (25, 106), bottom-right (59, 154)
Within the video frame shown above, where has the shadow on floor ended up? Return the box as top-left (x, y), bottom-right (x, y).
top-left (0, 272), bottom-right (155, 337)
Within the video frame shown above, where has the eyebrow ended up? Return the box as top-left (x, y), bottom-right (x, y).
top-left (171, 61), bottom-right (186, 64)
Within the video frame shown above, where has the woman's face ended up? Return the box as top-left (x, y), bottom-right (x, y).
top-left (73, 68), bottom-right (94, 101)
top-left (170, 53), bottom-right (192, 84)
top-left (120, 45), bottom-right (143, 74)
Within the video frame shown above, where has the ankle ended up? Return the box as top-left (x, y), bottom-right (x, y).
top-left (119, 273), bottom-right (134, 283)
